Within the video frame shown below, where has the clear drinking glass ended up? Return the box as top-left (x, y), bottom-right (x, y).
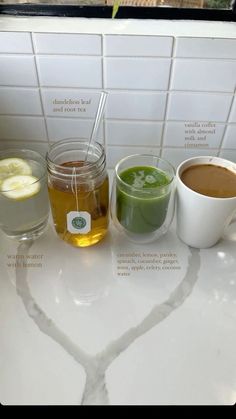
top-left (0, 149), bottom-right (49, 240)
top-left (110, 154), bottom-right (175, 244)
top-left (47, 138), bottom-right (109, 248)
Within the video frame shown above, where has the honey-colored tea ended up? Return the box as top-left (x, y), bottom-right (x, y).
top-left (48, 161), bottom-right (109, 247)
top-left (181, 163), bottom-right (236, 198)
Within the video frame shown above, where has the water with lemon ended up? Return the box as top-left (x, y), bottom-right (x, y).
top-left (0, 156), bottom-right (49, 239)
top-left (117, 166), bottom-right (171, 234)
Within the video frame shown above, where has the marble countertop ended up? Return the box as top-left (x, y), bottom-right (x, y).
top-left (0, 214), bottom-right (236, 405)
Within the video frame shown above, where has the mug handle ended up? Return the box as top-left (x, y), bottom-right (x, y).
top-left (230, 215), bottom-right (236, 224)
top-left (229, 210), bottom-right (236, 225)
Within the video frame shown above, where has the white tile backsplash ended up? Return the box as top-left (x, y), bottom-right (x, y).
top-left (106, 120), bottom-right (163, 146)
top-left (106, 92), bottom-right (167, 120)
top-left (36, 56), bottom-right (102, 88)
top-left (41, 89), bottom-right (101, 118)
top-left (221, 125), bottom-right (236, 149)
top-left (0, 32), bottom-right (33, 54)
top-left (0, 88), bottom-right (42, 115)
top-left (162, 147), bottom-right (218, 169)
top-left (0, 116), bottom-right (47, 141)
top-left (107, 146), bottom-right (160, 168)
top-left (104, 35), bottom-right (173, 57)
top-left (219, 149), bottom-right (236, 163)
top-left (0, 55), bottom-right (38, 86)
top-left (105, 58), bottom-right (171, 90)
top-left (1, 30), bottom-right (236, 168)
top-left (175, 38), bottom-right (236, 59)
top-left (171, 59), bottom-right (236, 92)
top-left (167, 92), bottom-right (232, 122)
top-left (47, 117), bottom-right (104, 142)
top-left (33, 33), bottom-right (101, 55)
top-left (163, 121), bottom-right (225, 148)
top-left (0, 140), bottom-right (49, 156)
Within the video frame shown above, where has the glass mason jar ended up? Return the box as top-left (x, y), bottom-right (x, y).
top-left (111, 154), bottom-right (175, 244)
top-left (0, 148), bottom-right (49, 241)
top-left (47, 139), bottom-right (109, 248)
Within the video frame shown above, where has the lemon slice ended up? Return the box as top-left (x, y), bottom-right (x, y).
top-left (0, 158), bottom-right (32, 186)
top-left (1, 175), bottom-right (40, 200)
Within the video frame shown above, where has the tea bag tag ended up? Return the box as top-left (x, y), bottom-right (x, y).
top-left (67, 211), bottom-right (91, 234)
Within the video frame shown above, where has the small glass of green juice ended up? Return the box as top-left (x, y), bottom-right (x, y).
top-left (111, 154), bottom-right (175, 243)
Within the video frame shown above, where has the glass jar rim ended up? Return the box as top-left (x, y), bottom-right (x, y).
top-left (46, 140), bottom-right (105, 175)
top-left (115, 154), bottom-right (175, 192)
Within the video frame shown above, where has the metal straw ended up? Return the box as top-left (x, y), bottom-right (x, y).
top-left (84, 91), bottom-right (108, 162)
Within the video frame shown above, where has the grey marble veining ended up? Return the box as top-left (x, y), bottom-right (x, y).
top-left (15, 240), bottom-right (200, 405)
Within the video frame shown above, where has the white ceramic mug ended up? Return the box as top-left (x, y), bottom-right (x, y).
top-left (176, 156), bottom-right (236, 248)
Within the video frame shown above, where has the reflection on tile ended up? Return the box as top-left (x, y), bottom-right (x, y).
top-left (0, 88), bottom-right (42, 115)
top-left (171, 59), bottom-right (236, 92)
top-left (0, 55), bottom-right (38, 86)
top-left (47, 117), bottom-right (104, 142)
top-left (36, 56), bottom-right (102, 88)
top-left (107, 146), bottom-right (160, 168)
top-left (106, 92), bottom-right (167, 121)
top-left (0, 116), bottom-right (47, 141)
top-left (222, 125), bottom-right (236, 149)
top-left (167, 93), bottom-right (232, 122)
top-left (104, 35), bottom-right (173, 57)
top-left (0, 32), bottom-right (33, 54)
top-left (229, 97), bottom-right (236, 123)
top-left (33, 33), bottom-right (101, 55)
top-left (105, 58), bottom-right (171, 90)
top-left (41, 89), bottom-right (101, 118)
top-left (175, 38), bottom-right (236, 59)
top-left (106, 120), bottom-right (163, 146)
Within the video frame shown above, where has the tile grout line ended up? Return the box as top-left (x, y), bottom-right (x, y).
top-left (101, 34), bottom-right (107, 154)
top-left (2, 51), bottom-right (236, 61)
top-left (217, 87), bottom-right (236, 157)
top-left (159, 37), bottom-right (176, 158)
top-left (1, 114), bottom-right (235, 125)
top-left (103, 118), bottom-right (234, 124)
top-left (30, 32), bottom-right (50, 147)
top-left (1, 83), bottom-right (236, 96)
top-left (107, 144), bottom-right (221, 150)
top-left (1, 140), bottom-right (227, 151)
top-left (0, 114), bottom-right (94, 120)
top-left (0, 139), bottom-right (51, 144)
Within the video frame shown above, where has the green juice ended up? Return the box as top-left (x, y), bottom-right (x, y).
top-left (117, 165), bottom-right (171, 234)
